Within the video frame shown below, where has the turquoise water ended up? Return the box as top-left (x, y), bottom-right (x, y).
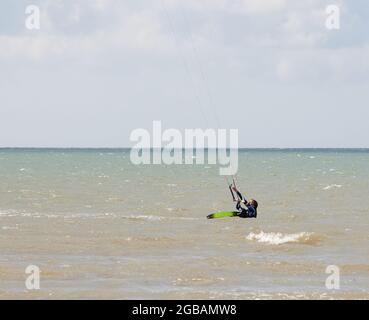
top-left (0, 149), bottom-right (368, 299)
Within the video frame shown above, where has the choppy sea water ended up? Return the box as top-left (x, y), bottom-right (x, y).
top-left (0, 149), bottom-right (368, 299)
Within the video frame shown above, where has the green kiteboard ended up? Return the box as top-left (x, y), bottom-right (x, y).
top-left (207, 211), bottom-right (239, 219)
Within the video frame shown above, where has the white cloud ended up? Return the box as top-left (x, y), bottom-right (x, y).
top-left (230, 0), bottom-right (287, 14)
top-left (1, 0), bottom-right (369, 147)
top-left (166, 0), bottom-right (287, 14)
top-left (1, 0), bottom-right (367, 84)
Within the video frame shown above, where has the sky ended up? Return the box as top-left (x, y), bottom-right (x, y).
top-left (0, 0), bottom-right (369, 148)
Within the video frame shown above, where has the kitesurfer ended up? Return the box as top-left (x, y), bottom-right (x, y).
top-left (229, 183), bottom-right (258, 218)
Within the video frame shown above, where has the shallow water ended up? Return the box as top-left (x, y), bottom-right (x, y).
top-left (0, 149), bottom-right (368, 299)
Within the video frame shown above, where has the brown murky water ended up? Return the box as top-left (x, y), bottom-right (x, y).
top-left (0, 149), bottom-right (368, 299)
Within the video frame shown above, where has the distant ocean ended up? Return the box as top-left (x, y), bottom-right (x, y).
top-left (0, 149), bottom-right (368, 299)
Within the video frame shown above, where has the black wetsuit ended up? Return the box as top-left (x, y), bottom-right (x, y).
top-left (233, 189), bottom-right (257, 218)
top-left (236, 201), bottom-right (257, 218)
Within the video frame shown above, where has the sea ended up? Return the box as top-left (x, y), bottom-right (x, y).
top-left (0, 149), bottom-right (368, 299)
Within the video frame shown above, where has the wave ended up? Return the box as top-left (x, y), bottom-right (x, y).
top-left (246, 231), bottom-right (321, 245)
top-left (1, 225), bottom-right (19, 230)
top-left (0, 210), bottom-right (199, 221)
top-left (123, 214), bottom-right (164, 221)
top-left (124, 236), bottom-right (174, 242)
top-left (323, 184), bottom-right (342, 190)
top-left (121, 214), bottom-right (199, 221)
top-left (0, 209), bottom-right (19, 217)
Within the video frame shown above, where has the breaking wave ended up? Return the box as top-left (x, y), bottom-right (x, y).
top-left (246, 231), bottom-right (322, 245)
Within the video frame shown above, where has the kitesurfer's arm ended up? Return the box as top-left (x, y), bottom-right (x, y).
top-left (232, 186), bottom-right (246, 202)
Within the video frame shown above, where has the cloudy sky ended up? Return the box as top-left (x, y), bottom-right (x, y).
top-left (0, 0), bottom-right (368, 147)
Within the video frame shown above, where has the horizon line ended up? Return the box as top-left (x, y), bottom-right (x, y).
top-left (1, 147), bottom-right (369, 151)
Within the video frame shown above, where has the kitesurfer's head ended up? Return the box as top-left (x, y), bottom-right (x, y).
top-left (249, 199), bottom-right (258, 209)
